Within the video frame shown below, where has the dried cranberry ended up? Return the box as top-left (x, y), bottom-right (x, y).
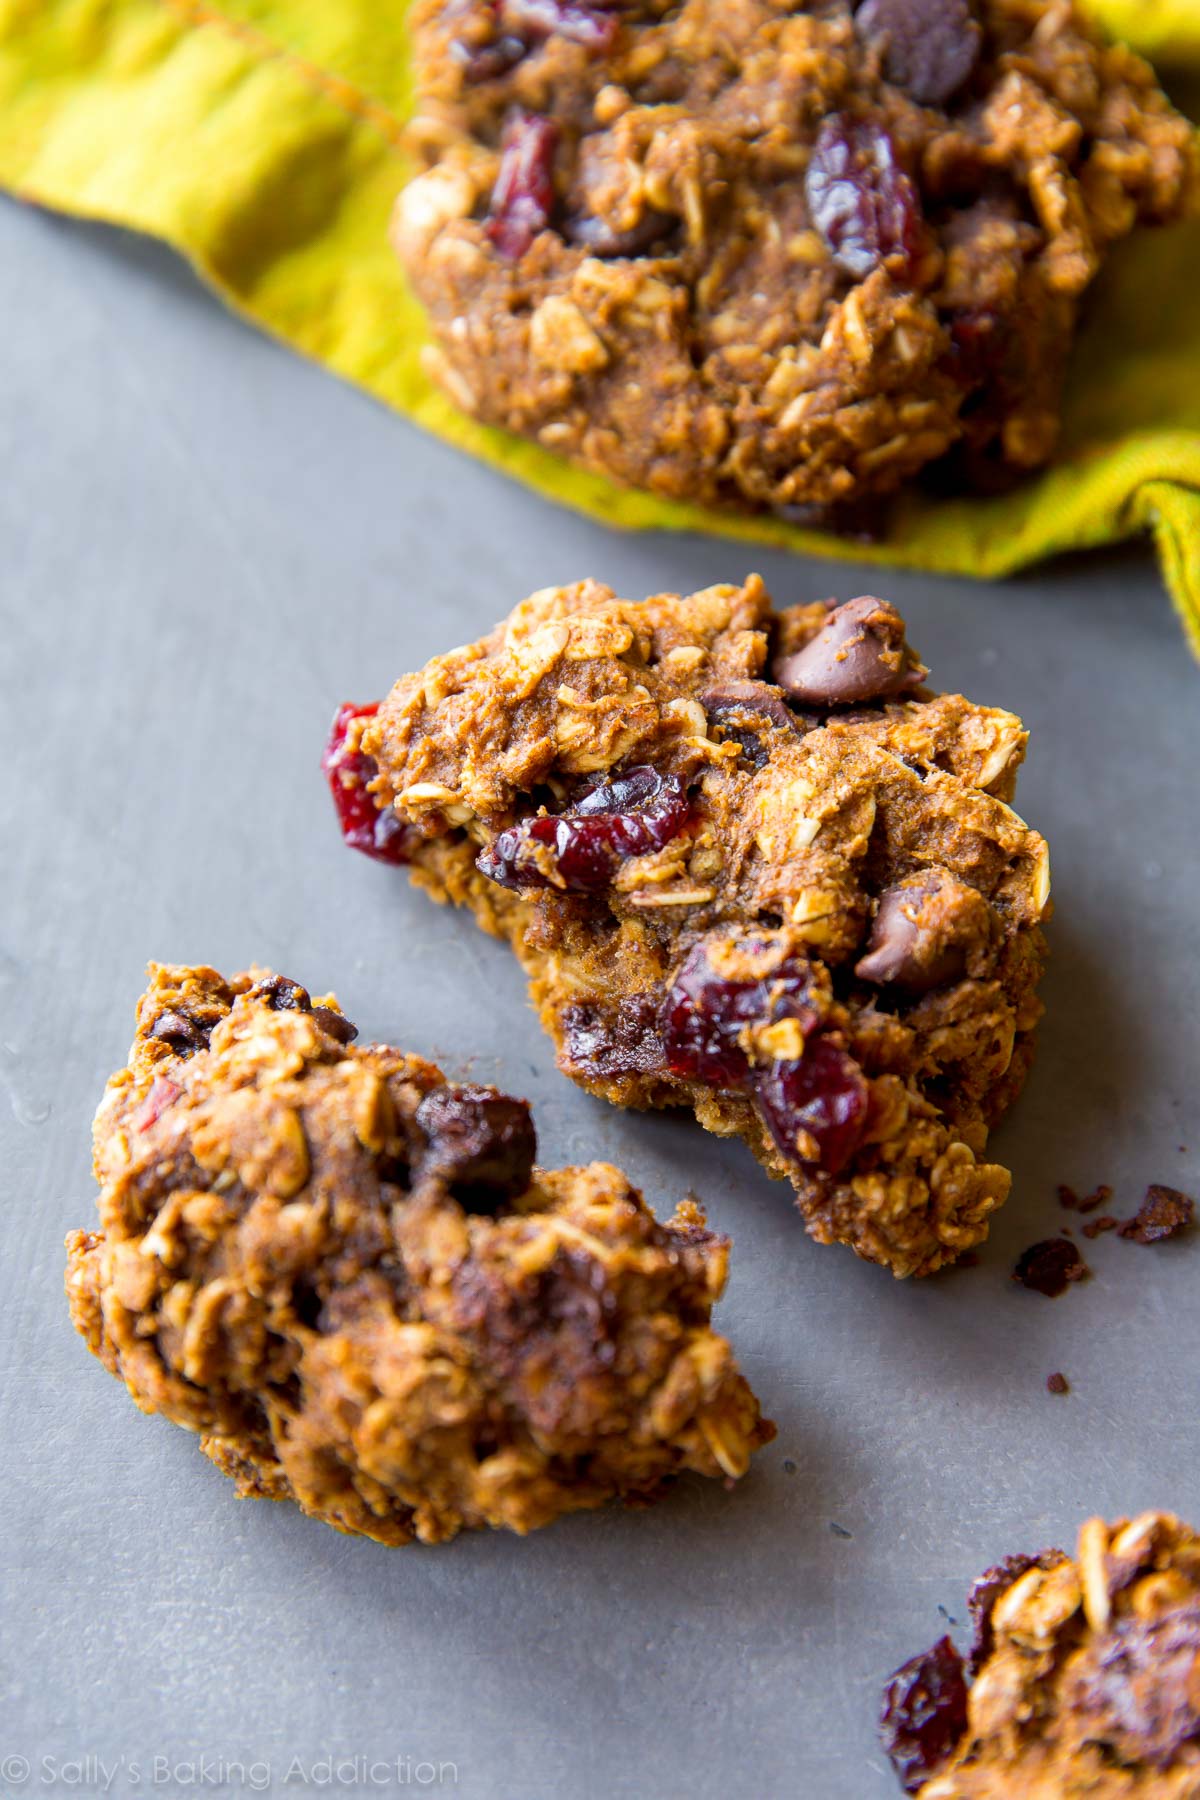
top-left (1012, 1237), bottom-right (1089, 1297)
top-left (486, 111), bottom-right (560, 260)
top-left (855, 0), bottom-right (982, 106)
top-left (322, 703), bottom-right (412, 866)
top-left (477, 766), bottom-right (690, 893)
top-left (416, 1084), bottom-right (537, 1208)
top-left (504, 0), bottom-right (618, 50)
top-left (805, 115), bottom-right (922, 280)
top-left (880, 1636), bottom-right (969, 1793)
top-left (134, 1076), bottom-right (182, 1133)
top-left (662, 942), bottom-right (821, 1087)
top-left (753, 1036), bottom-right (869, 1176)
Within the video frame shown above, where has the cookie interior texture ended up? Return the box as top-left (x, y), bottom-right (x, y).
top-left (333, 577), bottom-right (1051, 1278)
top-left (395, 0), bottom-right (1198, 513)
top-left (65, 964), bottom-right (773, 1547)
top-left (883, 1511), bottom-right (1200, 1795)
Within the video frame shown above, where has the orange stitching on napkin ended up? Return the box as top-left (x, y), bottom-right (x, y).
top-left (158, 0), bottom-right (408, 150)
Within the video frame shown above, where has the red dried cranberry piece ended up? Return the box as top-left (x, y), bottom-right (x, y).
top-left (855, 0), bottom-right (982, 106)
top-left (134, 1076), bottom-right (182, 1133)
top-left (504, 0), bottom-right (618, 50)
top-left (805, 115), bottom-right (922, 280)
top-left (880, 1636), bottom-right (969, 1793)
top-left (477, 766), bottom-right (690, 893)
top-left (486, 111), bottom-right (560, 260)
top-left (1012, 1237), bottom-right (1089, 1297)
top-left (662, 942), bottom-right (821, 1087)
top-left (753, 1036), bottom-right (869, 1176)
top-left (322, 703), bottom-right (412, 866)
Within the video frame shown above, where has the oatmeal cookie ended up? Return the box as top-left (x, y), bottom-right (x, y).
top-left (882, 1512), bottom-right (1200, 1795)
top-left (324, 576), bottom-right (1050, 1277)
top-left (65, 964), bottom-right (772, 1547)
top-left (395, 0), bottom-right (1198, 513)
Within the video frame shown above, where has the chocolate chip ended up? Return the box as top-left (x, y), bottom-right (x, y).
top-left (771, 596), bottom-right (927, 707)
top-left (855, 0), bottom-right (982, 106)
top-left (564, 208), bottom-right (674, 257)
top-left (311, 1005), bottom-right (359, 1045)
top-left (1012, 1237), bottom-right (1089, 1297)
top-left (1118, 1185), bottom-right (1195, 1244)
top-left (700, 680), bottom-right (806, 769)
top-left (560, 994), bottom-right (667, 1080)
top-left (147, 1010), bottom-right (210, 1056)
top-left (855, 870), bottom-right (986, 991)
top-left (415, 1084), bottom-right (537, 1209)
top-left (251, 974), bottom-right (312, 1013)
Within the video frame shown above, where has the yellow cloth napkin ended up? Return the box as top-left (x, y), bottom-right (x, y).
top-left (2, 0), bottom-right (1198, 647)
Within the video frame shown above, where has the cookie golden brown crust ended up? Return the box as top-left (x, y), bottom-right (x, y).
top-left (328, 577), bottom-right (1050, 1278)
top-left (883, 1513), bottom-right (1200, 1796)
top-left (66, 964), bottom-right (773, 1547)
top-left (396, 0), bottom-right (1198, 513)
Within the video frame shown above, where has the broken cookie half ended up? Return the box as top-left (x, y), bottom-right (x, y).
top-left (882, 1511), bottom-right (1200, 1794)
top-left (66, 964), bottom-right (772, 1547)
top-left (324, 577), bottom-right (1050, 1277)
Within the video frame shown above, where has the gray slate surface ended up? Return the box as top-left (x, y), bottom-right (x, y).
top-left (2, 194), bottom-right (1198, 1800)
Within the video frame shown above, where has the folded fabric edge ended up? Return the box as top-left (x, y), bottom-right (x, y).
top-left (0, 0), bottom-right (1196, 648)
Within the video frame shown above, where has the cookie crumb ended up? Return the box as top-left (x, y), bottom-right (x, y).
top-left (1013, 1238), bottom-right (1090, 1297)
top-left (1046, 1372), bottom-right (1069, 1395)
top-left (1081, 1215), bottom-right (1118, 1240)
top-left (1057, 1182), bottom-right (1111, 1215)
top-left (1118, 1185), bottom-right (1195, 1244)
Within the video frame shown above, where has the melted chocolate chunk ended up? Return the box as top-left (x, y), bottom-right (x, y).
top-left (416, 1083), bottom-right (537, 1207)
top-left (855, 0), bottom-right (982, 105)
top-left (147, 1010), bottom-right (210, 1057)
top-left (772, 596), bottom-right (926, 707)
top-left (560, 994), bottom-right (666, 1079)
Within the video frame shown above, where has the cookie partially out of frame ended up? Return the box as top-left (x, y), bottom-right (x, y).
top-left (395, 0), bottom-right (1197, 514)
top-left (325, 577), bottom-right (1050, 1277)
top-left (882, 1512), bottom-right (1200, 1795)
top-left (66, 964), bottom-right (772, 1547)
